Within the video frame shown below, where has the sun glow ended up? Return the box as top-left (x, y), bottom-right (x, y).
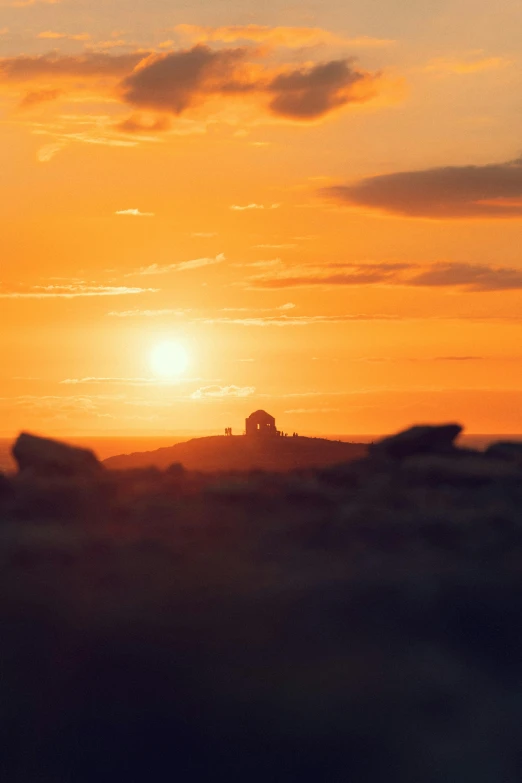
top-left (150, 341), bottom-right (189, 378)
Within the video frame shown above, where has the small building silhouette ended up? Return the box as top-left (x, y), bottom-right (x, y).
top-left (245, 410), bottom-right (278, 437)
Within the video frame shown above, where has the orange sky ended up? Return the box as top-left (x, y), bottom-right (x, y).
top-left (2, 0), bottom-right (522, 436)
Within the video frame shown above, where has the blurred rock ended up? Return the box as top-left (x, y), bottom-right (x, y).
top-left (166, 462), bottom-right (184, 477)
top-left (370, 424), bottom-right (462, 460)
top-left (12, 432), bottom-right (103, 477)
top-left (402, 454), bottom-right (521, 486)
top-left (486, 441), bottom-right (522, 463)
top-left (0, 472), bottom-right (13, 500)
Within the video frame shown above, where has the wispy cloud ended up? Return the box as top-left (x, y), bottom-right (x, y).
top-left (108, 308), bottom-right (190, 317)
top-left (191, 231), bottom-right (218, 237)
top-left (199, 313), bottom-right (398, 326)
top-left (219, 302), bottom-right (295, 314)
top-left (174, 24), bottom-right (395, 49)
top-left (191, 384), bottom-right (255, 399)
top-left (37, 142), bottom-right (64, 162)
top-left (19, 88), bottom-right (62, 109)
top-left (0, 51), bottom-right (143, 80)
top-left (115, 208), bottom-right (155, 216)
top-left (254, 243), bottom-right (296, 249)
top-left (127, 253), bottom-right (225, 276)
top-left (406, 262), bottom-right (522, 291)
top-left (425, 55), bottom-right (510, 75)
top-left (3, 0), bottom-right (61, 6)
top-left (284, 407), bottom-right (340, 414)
top-left (114, 114), bottom-right (172, 133)
top-left (0, 284), bottom-right (159, 299)
top-left (248, 260), bottom-right (522, 292)
top-left (231, 203), bottom-right (280, 211)
top-left (37, 31), bottom-right (91, 41)
top-left (247, 262), bottom-right (409, 289)
top-left (232, 258), bottom-right (282, 269)
top-left (61, 377), bottom-right (199, 387)
top-left (434, 356), bottom-right (484, 361)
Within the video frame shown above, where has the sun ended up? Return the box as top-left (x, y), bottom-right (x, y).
top-left (150, 340), bottom-right (189, 378)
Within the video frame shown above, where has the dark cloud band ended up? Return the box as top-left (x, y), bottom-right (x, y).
top-left (251, 261), bottom-right (522, 292)
top-left (323, 158), bottom-right (522, 218)
top-left (0, 45), bottom-right (382, 123)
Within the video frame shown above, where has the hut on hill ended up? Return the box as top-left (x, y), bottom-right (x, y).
top-left (245, 410), bottom-right (278, 437)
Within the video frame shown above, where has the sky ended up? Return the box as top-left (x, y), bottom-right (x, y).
top-left (2, 0), bottom-right (522, 436)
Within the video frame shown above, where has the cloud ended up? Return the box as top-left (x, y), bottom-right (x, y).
top-left (250, 260), bottom-right (522, 292)
top-left (91, 39), bottom-right (129, 51)
top-left (322, 158), bottom-right (522, 219)
top-left (233, 258), bottom-right (282, 269)
top-left (115, 208), bottom-right (155, 216)
top-left (254, 243), bottom-right (296, 249)
top-left (120, 45), bottom-right (252, 114)
top-left (108, 308), bottom-right (190, 317)
top-left (191, 384), bottom-right (255, 399)
top-left (37, 142), bottom-right (64, 162)
top-left (174, 24), bottom-right (395, 49)
top-left (434, 356), bottom-right (484, 361)
top-left (60, 377), bottom-right (195, 386)
top-left (199, 313), bottom-right (398, 326)
top-left (0, 45), bottom-right (383, 125)
top-left (120, 45), bottom-right (381, 121)
top-left (231, 203), bottom-right (280, 211)
top-left (1, 0), bottom-right (60, 5)
top-left (114, 114), bottom-right (171, 133)
top-left (284, 407), bottom-right (340, 414)
top-left (0, 395), bottom-right (115, 423)
top-left (192, 231), bottom-right (217, 237)
top-left (3, 0), bottom-right (60, 5)
top-left (406, 262), bottom-right (522, 291)
top-left (0, 284), bottom-right (159, 298)
top-left (37, 31), bottom-right (91, 41)
top-left (176, 253), bottom-right (225, 271)
top-left (219, 302), bottom-right (295, 314)
top-left (0, 52), bottom-right (144, 82)
top-left (19, 87), bottom-right (62, 109)
top-left (128, 253), bottom-right (225, 276)
top-left (249, 262), bottom-right (410, 288)
top-left (266, 59), bottom-right (375, 120)
top-left (425, 55), bottom-right (510, 75)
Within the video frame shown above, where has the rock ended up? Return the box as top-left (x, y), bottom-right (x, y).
top-left (485, 441), bottom-right (522, 463)
top-left (0, 472), bottom-right (13, 500)
top-left (166, 462), bottom-right (184, 477)
top-left (370, 424), bottom-right (462, 460)
top-left (402, 454), bottom-right (521, 486)
top-left (12, 432), bottom-right (103, 477)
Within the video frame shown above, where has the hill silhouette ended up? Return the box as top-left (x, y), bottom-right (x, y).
top-left (103, 434), bottom-right (368, 472)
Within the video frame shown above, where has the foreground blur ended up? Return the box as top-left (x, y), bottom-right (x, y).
top-left (2, 425), bottom-right (522, 782)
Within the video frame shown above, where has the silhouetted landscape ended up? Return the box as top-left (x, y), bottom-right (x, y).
top-left (104, 409), bottom-right (367, 472)
top-left (104, 434), bottom-right (368, 472)
top-left (3, 423), bottom-right (522, 781)
top-left (4, 0), bottom-right (522, 778)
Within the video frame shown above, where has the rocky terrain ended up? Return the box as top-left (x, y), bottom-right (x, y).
top-left (103, 433), bottom-right (368, 472)
top-left (3, 425), bottom-right (522, 781)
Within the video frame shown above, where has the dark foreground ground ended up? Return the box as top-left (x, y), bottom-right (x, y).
top-left (3, 424), bottom-right (522, 782)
